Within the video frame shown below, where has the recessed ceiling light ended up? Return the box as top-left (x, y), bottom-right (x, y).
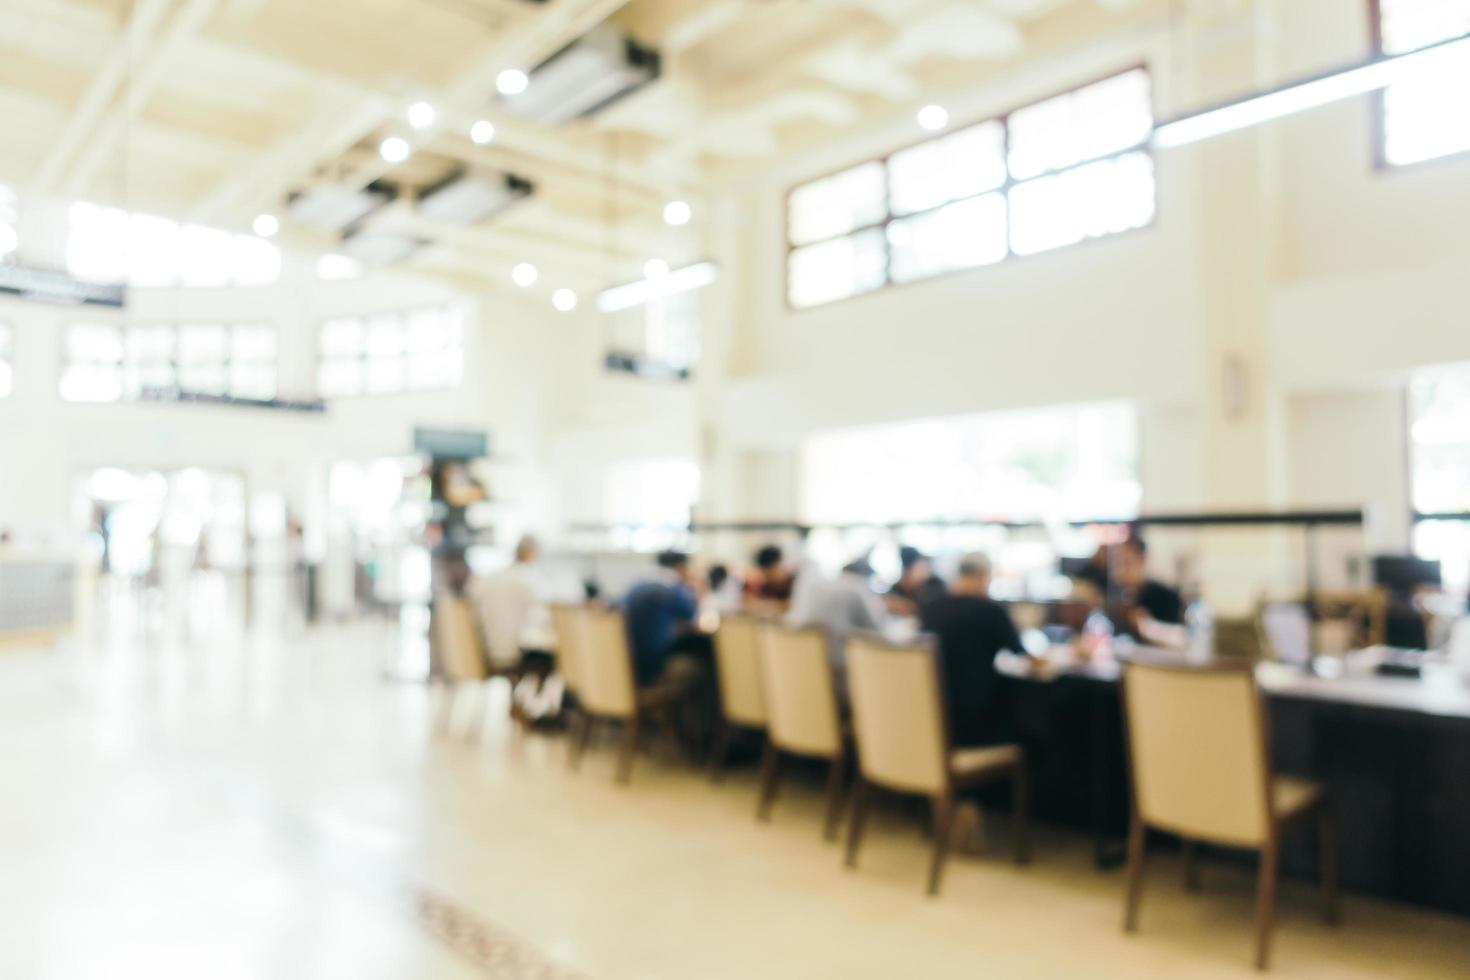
top-left (497, 69), bottom-right (529, 96)
top-left (917, 104), bottom-right (949, 131)
top-left (407, 101), bottom-right (436, 129)
top-left (511, 262), bottom-right (538, 287)
top-left (470, 119), bottom-right (496, 145)
top-left (662, 200), bottom-right (692, 226)
top-left (552, 288), bottom-right (578, 312)
top-left (251, 213), bottom-right (279, 238)
top-left (379, 136), bottom-right (412, 163)
top-left (643, 258), bottom-right (670, 279)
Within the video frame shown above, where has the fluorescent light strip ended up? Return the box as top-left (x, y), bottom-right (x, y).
top-left (1153, 32), bottom-right (1470, 149)
top-left (596, 261), bottom-right (719, 313)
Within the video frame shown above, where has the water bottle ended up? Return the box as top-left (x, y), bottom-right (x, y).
top-left (1185, 597), bottom-right (1214, 660)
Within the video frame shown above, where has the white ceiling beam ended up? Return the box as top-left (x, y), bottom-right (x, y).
top-left (28, 0), bottom-right (174, 194)
top-left (62, 0), bottom-right (223, 198)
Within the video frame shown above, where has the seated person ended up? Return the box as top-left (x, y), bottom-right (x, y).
top-left (791, 554), bottom-right (888, 679)
top-left (622, 551), bottom-right (708, 686)
top-left (919, 553), bottom-right (1024, 748)
top-left (1108, 536), bottom-right (1186, 646)
top-left (745, 544), bottom-right (796, 606)
top-left (706, 563), bottom-right (745, 615)
top-left (886, 546), bottom-right (948, 615)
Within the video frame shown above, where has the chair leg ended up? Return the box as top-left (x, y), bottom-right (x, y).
top-left (1183, 838), bottom-right (1201, 891)
top-left (1255, 839), bottom-right (1280, 971)
top-left (707, 719), bottom-right (732, 783)
top-left (755, 738), bottom-right (781, 822)
top-left (927, 791), bottom-right (955, 896)
top-left (822, 749), bottom-right (846, 842)
top-left (1013, 758), bottom-right (1031, 865)
top-left (1123, 813), bottom-right (1146, 932)
top-left (567, 710), bottom-right (593, 771)
top-left (615, 715), bottom-right (640, 784)
top-left (845, 778), bottom-right (871, 869)
top-left (1319, 805), bottom-right (1340, 926)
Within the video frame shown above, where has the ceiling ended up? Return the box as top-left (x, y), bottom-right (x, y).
top-left (0, 0), bottom-right (1163, 292)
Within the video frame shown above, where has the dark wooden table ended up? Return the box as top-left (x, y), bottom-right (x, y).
top-left (997, 648), bottom-right (1470, 917)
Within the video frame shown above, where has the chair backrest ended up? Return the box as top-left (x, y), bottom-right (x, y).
top-left (714, 614), bottom-right (766, 728)
top-left (758, 624), bottom-right (842, 758)
top-left (1259, 602), bottom-right (1312, 666)
top-left (846, 633), bottom-right (948, 795)
top-left (578, 607), bottom-right (638, 718)
top-left (434, 595), bottom-right (488, 682)
top-left (1123, 660), bottom-right (1272, 847)
top-left (549, 603), bottom-right (587, 694)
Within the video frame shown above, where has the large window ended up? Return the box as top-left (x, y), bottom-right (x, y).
top-left (786, 68), bottom-right (1154, 309)
top-left (66, 202), bottom-right (281, 288)
top-left (1375, 0), bottom-right (1470, 167)
top-left (317, 305), bottom-right (465, 398)
top-left (802, 402), bottom-right (1140, 525)
top-left (1410, 366), bottom-right (1470, 592)
top-left (60, 322), bottom-right (278, 403)
top-left (0, 323), bottom-right (12, 399)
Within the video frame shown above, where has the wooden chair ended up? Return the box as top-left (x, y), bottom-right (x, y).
top-left (432, 594), bottom-right (518, 739)
top-left (708, 613), bottom-right (767, 781)
top-left (549, 602), bottom-right (588, 703)
top-left (843, 632), bottom-right (1029, 896)
top-left (567, 606), bottom-right (692, 784)
top-left (755, 624), bottom-right (848, 840)
top-left (1311, 589), bottom-right (1388, 653)
top-left (1121, 659), bottom-right (1339, 970)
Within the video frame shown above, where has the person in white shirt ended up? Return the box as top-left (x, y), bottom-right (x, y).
top-left (789, 555), bottom-right (888, 694)
top-left (472, 535), bottom-right (551, 671)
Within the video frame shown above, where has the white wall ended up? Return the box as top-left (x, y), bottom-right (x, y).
top-left (0, 259), bottom-right (565, 547)
top-left (540, 0), bottom-right (1470, 602)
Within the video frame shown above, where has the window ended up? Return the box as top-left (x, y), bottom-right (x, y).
top-left (605, 458), bottom-right (701, 550)
top-left (0, 323), bottom-right (12, 398)
top-left (0, 185), bottom-right (17, 262)
top-left (317, 304), bottom-right (465, 398)
top-left (60, 322), bottom-right (278, 403)
top-left (1410, 365), bottom-right (1470, 592)
top-left (66, 203), bottom-right (281, 288)
top-left (1375, 0), bottom-right (1470, 166)
top-left (786, 68), bottom-right (1154, 308)
top-left (802, 402), bottom-right (1140, 526)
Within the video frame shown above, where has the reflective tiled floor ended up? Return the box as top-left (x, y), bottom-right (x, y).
top-left (3, 587), bottom-right (1469, 978)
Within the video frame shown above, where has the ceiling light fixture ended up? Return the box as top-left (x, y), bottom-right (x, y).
top-left (407, 101), bottom-right (436, 129)
top-left (251, 213), bottom-right (279, 238)
top-left (662, 200), bottom-right (692, 226)
top-left (1152, 31), bottom-right (1470, 149)
top-left (497, 68), bottom-right (530, 96)
top-left (917, 104), bottom-right (949, 131)
top-left (379, 136), bottom-right (412, 164)
top-left (511, 262), bottom-right (538, 287)
top-left (470, 119), bottom-right (496, 145)
top-left (597, 261), bottom-right (719, 314)
top-left (552, 288), bottom-right (578, 312)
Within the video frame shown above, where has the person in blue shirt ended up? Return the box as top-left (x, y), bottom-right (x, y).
top-left (622, 550), bottom-right (706, 685)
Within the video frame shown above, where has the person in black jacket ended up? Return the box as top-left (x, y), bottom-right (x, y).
top-left (920, 552), bottom-right (1023, 748)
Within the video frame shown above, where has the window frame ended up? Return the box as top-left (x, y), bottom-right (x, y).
top-left (1368, 0), bottom-right (1470, 172)
top-left (315, 304), bottom-right (466, 400)
top-left (58, 320), bottom-right (279, 403)
top-left (782, 64), bottom-right (1155, 312)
